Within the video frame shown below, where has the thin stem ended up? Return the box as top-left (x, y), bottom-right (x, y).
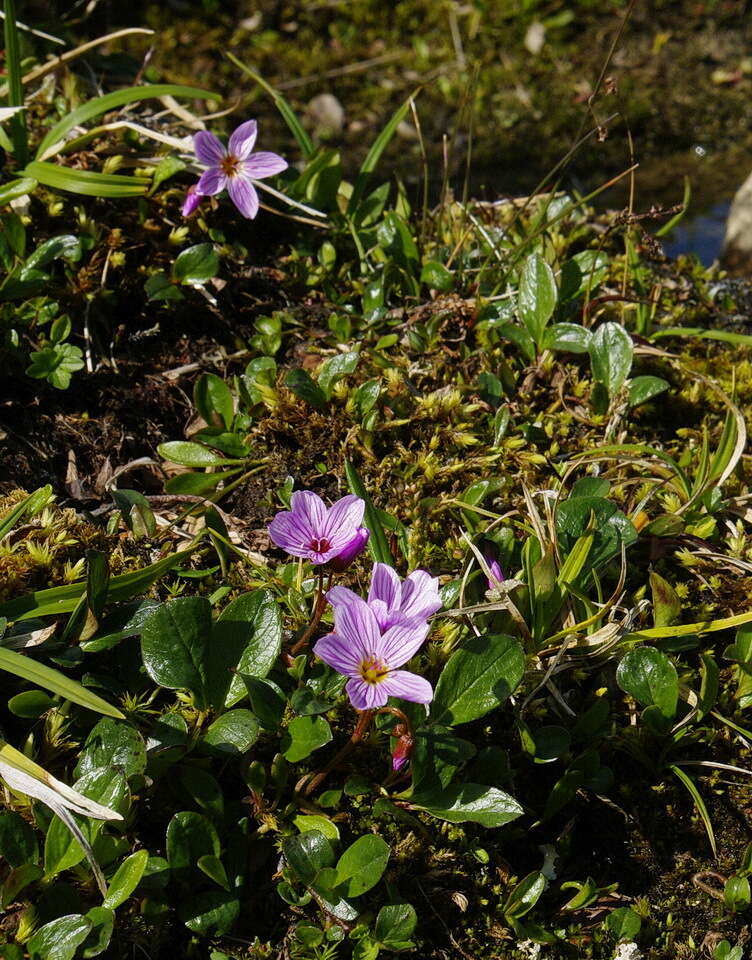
top-left (289, 567), bottom-right (327, 657)
top-left (301, 709), bottom-right (374, 796)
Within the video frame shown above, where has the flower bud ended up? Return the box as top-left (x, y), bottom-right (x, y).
top-left (327, 526), bottom-right (370, 573)
top-left (181, 185), bottom-right (202, 217)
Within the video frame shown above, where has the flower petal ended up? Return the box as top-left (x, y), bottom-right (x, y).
top-left (197, 167), bottom-right (227, 196)
top-left (380, 621), bottom-right (430, 668)
top-left (194, 130), bottom-right (225, 166)
top-left (244, 150), bottom-right (288, 179)
top-left (328, 527), bottom-right (370, 572)
top-left (332, 592), bottom-right (381, 657)
top-left (327, 585), bottom-right (362, 612)
top-left (380, 670), bottom-right (433, 704)
top-left (346, 677), bottom-right (388, 710)
top-left (181, 185), bottom-right (202, 217)
top-left (323, 495), bottom-right (365, 550)
top-left (290, 491), bottom-right (328, 538)
top-left (368, 562), bottom-right (401, 610)
top-left (227, 176), bottom-right (259, 219)
top-left (399, 570), bottom-right (442, 621)
top-left (228, 119), bottom-right (258, 159)
top-left (313, 632), bottom-right (361, 676)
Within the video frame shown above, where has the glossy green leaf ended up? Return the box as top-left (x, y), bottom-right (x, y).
top-left (158, 440), bottom-right (246, 467)
top-left (21, 161), bottom-right (150, 197)
top-left (374, 902), bottom-right (418, 947)
top-left (283, 830), bottom-right (335, 885)
top-left (628, 375), bottom-right (669, 408)
top-left (141, 597), bottom-right (212, 708)
top-left (334, 835), bottom-right (389, 897)
top-left (285, 368), bottom-right (327, 409)
top-left (589, 322), bottom-right (633, 398)
top-left (200, 709), bottom-right (260, 756)
top-left (27, 914), bottom-right (92, 960)
top-left (348, 95), bottom-right (412, 214)
top-left (282, 715), bottom-right (332, 762)
top-left (102, 849), bottom-right (148, 909)
top-left (81, 906), bottom-right (114, 958)
top-left (194, 373), bottom-right (234, 430)
top-left (616, 647), bottom-right (678, 720)
top-left (344, 459), bottom-right (393, 565)
top-left (166, 811), bottom-right (221, 883)
top-left (606, 906), bottom-right (642, 941)
top-left (432, 634), bottom-right (524, 726)
top-left (412, 783), bottom-right (523, 828)
top-left (318, 351), bottom-right (359, 399)
top-left (518, 253), bottom-right (557, 348)
top-left (75, 719), bottom-right (147, 780)
top-left (173, 242), bottom-right (219, 285)
top-left (0, 810), bottom-right (39, 867)
top-left (180, 890), bottom-right (240, 935)
top-left (504, 871), bottom-right (546, 919)
top-left (543, 322), bottom-right (591, 354)
top-left (218, 589), bottom-right (283, 706)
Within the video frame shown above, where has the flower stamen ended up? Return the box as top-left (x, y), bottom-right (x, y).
top-left (359, 657), bottom-right (389, 685)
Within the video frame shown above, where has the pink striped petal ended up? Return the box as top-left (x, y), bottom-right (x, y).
top-left (228, 119), bottom-right (258, 159)
top-left (368, 563), bottom-right (401, 610)
top-left (332, 593), bottom-right (381, 655)
top-left (346, 677), bottom-right (388, 710)
top-left (313, 632), bottom-right (361, 676)
top-left (399, 570), bottom-right (442, 621)
top-left (197, 167), bottom-right (226, 196)
top-left (380, 670), bottom-right (433, 704)
top-left (194, 130), bottom-right (225, 166)
top-left (227, 176), bottom-right (259, 218)
top-left (379, 621), bottom-right (430, 668)
top-left (243, 151), bottom-right (288, 179)
top-left (323, 495), bottom-right (365, 549)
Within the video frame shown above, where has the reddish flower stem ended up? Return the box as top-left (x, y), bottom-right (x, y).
top-left (301, 709), bottom-right (374, 796)
top-left (289, 567), bottom-right (327, 657)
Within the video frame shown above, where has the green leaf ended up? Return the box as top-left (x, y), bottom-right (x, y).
top-left (0, 647), bottom-right (123, 718)
top-left (616, 647), bottom-right (678, 720)
top-left (75, 719), bottom-right (147, 780)
top-left (650, 570), bottom-right (681, 627)
top-left (420, 259), bottom-right (454, 292)
top-left (4, 0), bottom-right (27, 163)
top-left (724, 875), bottom-right (751, 912)
top-left (37, 84), bottom-right (218, 159)
top-left (0, 810), bottom-right (39, 867)
top-left (317, 351), bottom-right (360, 400)
top-left (412, 783), bottom-right (523, 828)
top-left (556, 496), bottom-right (637, 572)
top-left (344, 459), bottom-right (392, 565)
top-left (81, 906), bottom-right (114, 958)
top-left (670, 765), bottom-right (717, 857)
top-left (285, 368), bottom-right (327, 409)
top-left (145, 270), bottom-right (183, 302)
top-left (158, 440), bottom-right (246, 467)
top-left (166, 811), bottom-right (221, 883)
top-left (21, 161), bottom-right (150, 198)
top-left (27, 915), bottom-right (92, 960)
top-left (589, 322), bottom-right (633, 398)
top-left (200, 709), bottom-right (260, 756)
top-left (197, 854), bottom-right (230, 890)
top-left (503, 871), bottom-right (546, 919)
top-left (408, 725), bottom-right (476, 794)
top-left (0, 546), bottom-right (196, 622)
top-left (628, 375), bottom-right (669, 408)
top-left (0, 176), bottom-right (36, 205)
top-left (283, 830), bottom-right (335, 885)
top-left (282, 715), bottom-right (332, 762)
top-left (8, 689), bottom-right (55, 718)
top-left (194, 373), bottom-right (234, 430)
top-left (102, 849), bottom-right (148, 909)
top-left (294, 814), bottom-right (340, 841)
top-left (348, 95), bottom-right (412, 214)
top-left (218, 590), bottom-right (283, 706)
top-left (110, 489), bottom-right (156, 538)
top-left (141, 597), bottom-right (212, 709)
top-left (543, 322), bottom-right (591, 354)
top-left (242, 675), bottom-right (287, 729)
top-left (180, 891), bottom-right (240, 936)
top-left (0, 485), bottom-right (53, 541)
top-left (334, 835), bottom-right (390, 897)
top-left (227, 55), bottom-right (314, 158)
top-left (1, 863), bottom-right (43, 911)
top-left (518, 253), bottom-right (557, 348)
top-left (606, 906), bottom-right (642, 941)
top-left (431, 634), bottom-right (524, 726)
top-left (374, 903), bottom-right (418, 947)
top-left (173, 243), bottom-right (219, 285)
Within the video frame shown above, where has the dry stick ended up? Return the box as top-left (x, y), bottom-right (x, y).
top-left (301, 709), bottom-right (374, 797)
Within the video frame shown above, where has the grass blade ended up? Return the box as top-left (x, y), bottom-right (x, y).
top-left (0, 647), bottom-right (124, 718)
top-left (344, 459), bottom-right (393, 565)
top-left (0, 485), bottom-right (52, 541)
top-left (227, 53), bottom-right (314, 159)
top-left (20, 161), bottom-right (150, 198)
top-left (3, 0), bottom-right (27, 163)
top-left (347, 94), bottom-right (413, 216)
top-left (36, 83), bottom-right (218, 160)
top-left (670, 765), bottom-right (717, 857)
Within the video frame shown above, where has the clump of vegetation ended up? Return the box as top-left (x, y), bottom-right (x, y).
top-left (2, 3), bottom-right (752, 960)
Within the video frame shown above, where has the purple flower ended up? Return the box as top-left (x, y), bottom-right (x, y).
top-left (314, 592), bottom-right (432, 710)
top-left (327, 526), bottom-right (370, 573)
top-left (181, 185), bottom-right (202, 217)
top-left (268, 491), bottom-right (367, 565)
top-left (187, 119), bottom-right (287, 219)
top-left (330, 562), bottom-right (441, 630)
top-left (483, 546), bottom-right (505, 589)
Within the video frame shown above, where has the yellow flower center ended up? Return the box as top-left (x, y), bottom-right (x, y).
top-left (359, 657), bottom-right (389, 685)
top-left (220, 154), bottom-right (241, 177)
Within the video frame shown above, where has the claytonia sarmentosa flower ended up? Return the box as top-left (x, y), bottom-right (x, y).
top-left (329, 561), bottom-right (441, 629)
top-left (314, 590), bottom-right (433, 710)
top-left (186, 119), bottom-right (287, 219)
top-left (268, 490), bottom-right (369, 567)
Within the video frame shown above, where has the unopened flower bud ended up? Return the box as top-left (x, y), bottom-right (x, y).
top-left (327, 526), bottom-right (370, 573)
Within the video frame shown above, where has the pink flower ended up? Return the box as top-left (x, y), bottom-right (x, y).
top-left (186, 119), bottom-right (287, 219)
top-left (329, 562), bottom-right (441, 630)
top-left (268, 491), bottom-right (367, 566)
top-left (327, 527), bottom-right (370, 572)
top-left (314, 591), bottom-right (432, 711)
top-left (181, 185), bottom-right (202, 216)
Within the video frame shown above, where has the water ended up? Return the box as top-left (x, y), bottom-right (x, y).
top-left (662, 199), bottom-right (731, 264)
